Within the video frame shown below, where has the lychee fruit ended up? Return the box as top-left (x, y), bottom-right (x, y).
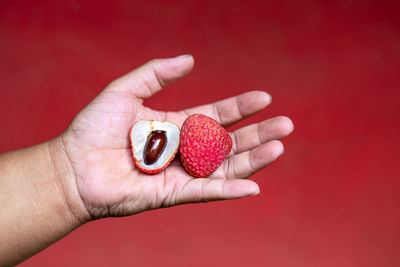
top-left (130, 120), bottom-right (180, 174)
top-left (179, 114), bottom-right (232, 177)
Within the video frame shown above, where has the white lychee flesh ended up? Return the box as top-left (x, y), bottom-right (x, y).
top-left (130, 120), bottom-right (180, 173)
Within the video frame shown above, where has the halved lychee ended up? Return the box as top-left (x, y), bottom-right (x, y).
top-left (130, 120), bottom-right (180, 174)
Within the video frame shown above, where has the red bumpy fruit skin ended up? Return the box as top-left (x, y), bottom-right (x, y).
top-left (180, 114), bottom-right (232, 177)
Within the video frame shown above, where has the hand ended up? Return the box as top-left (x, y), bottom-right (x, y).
top-left (57, 55), bottom-right (294, 220)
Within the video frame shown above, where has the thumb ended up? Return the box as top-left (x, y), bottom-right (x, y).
top-left (106, 54), bottom-right (194, 99)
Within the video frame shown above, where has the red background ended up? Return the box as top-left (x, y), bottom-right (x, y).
top-left (1, 0), bottom-right (400, 266)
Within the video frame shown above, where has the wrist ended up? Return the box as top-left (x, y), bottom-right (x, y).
top-left (0, 139), bottom-right (90, 265)
top-left (47, 136), bottom-right (91, 225)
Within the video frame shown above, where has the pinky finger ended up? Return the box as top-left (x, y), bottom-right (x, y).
top-left (175, 178), bottom-right (260, 204)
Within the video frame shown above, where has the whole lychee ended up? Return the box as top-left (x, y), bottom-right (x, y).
top-left (130, 120), bottom-right (180, 174)
top-left (179, 114), bottom-right (232, 177)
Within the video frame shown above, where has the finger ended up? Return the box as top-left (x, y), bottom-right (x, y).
top-left (230, 116), bottom-right (294, 156)
top-left (106, 55), bottom-right (194, 99)
top-left (181, 91), bottom-right (272, 127)
top-left (225, 140), bottom-right (284, 179)
top-left (175, 178), bottom-right (260, 204)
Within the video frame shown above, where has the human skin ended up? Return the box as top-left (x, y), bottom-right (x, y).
top-left (0, 55), bottom-right (294, 266)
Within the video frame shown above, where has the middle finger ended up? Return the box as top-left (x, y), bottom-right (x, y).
top-left (229, 116), bottom-right (294, 156)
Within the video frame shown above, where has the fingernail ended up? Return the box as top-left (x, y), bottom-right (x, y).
top-left (162, 54), bottom-right (193, 67)
top-left (174, 54), bottom-right (192, 59)
top-left (264, 92), bottom-right (272, 104)
top-left (249, 188), bottom-right (260, 196)
top-left (248, 184), bottom-right (260, 196)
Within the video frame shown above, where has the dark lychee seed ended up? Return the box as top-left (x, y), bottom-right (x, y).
top-left (144, 130), bottom-right (167, 165)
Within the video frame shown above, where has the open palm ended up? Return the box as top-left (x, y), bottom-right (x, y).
top-left (60, 55), bottom-right (294, 219)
